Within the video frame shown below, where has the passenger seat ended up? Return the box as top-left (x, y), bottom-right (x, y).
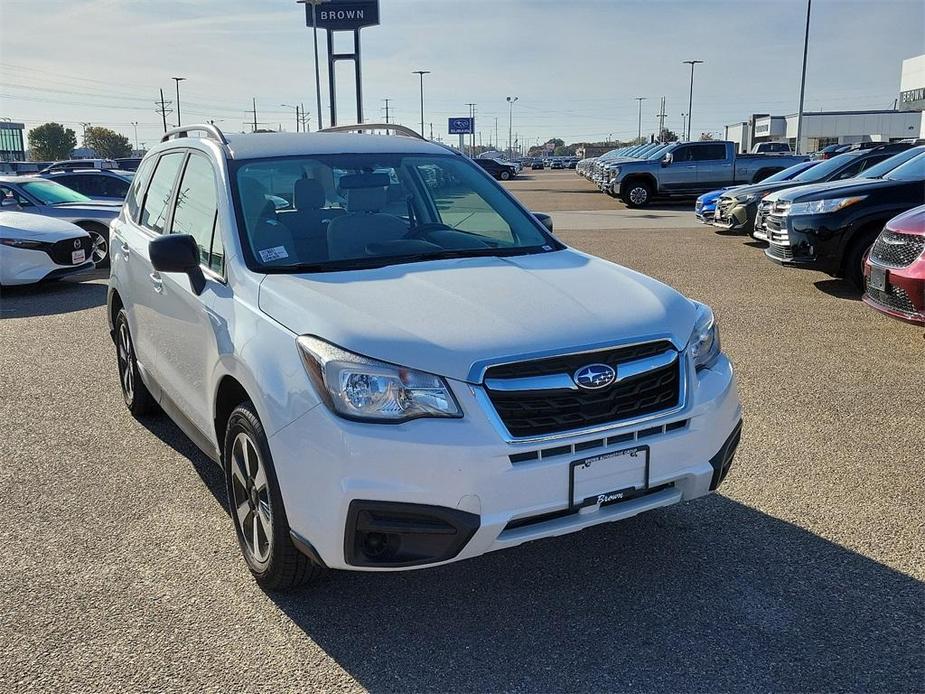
top-left (326, 173), bottom-right (408, 260)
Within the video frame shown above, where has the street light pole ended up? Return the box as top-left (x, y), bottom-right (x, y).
top-left (282, 104), bottom-right (301, 132)
top-left (413, 70), bottom-right (430, 138)
top-left (171, 76), bottom-right (186, 127)
top-left (635, 97), bottom-right (646, 141)
top-left (130, 121), bottom-right (139, 151)
top-left (297, 0), bottom-right (325, 130)
top-left (795, 0), bottom-right (812, 154)
top-left (682, 60), bottom-right (703, 141)
top-left (506, 96), bottom-right (518, 158)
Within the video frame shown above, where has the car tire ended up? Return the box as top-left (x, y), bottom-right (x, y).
top-left (499, 170), bottom-right (511, 181)
top-left (224, 401), bottom-right (324, 591)
top-left (115, 308), bottom-right (157, 417)
top-left (80, 224), bottom-right (110, 269)
top-left (845, 232), bottom-right (877, 289)
top-left (622, 181), bottom-right (652, 208)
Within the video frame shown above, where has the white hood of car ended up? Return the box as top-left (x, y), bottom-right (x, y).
top-left (0, 211), bottom-right (88, 241)
top-left (258, 249), bottom-right (697, 383)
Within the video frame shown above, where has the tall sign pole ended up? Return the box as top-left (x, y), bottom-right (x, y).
top-left (414, 71), bottom-right (430, 137)
top-left (682, 60), bottom-right (703, 141)
top-left (795, 0), bottom-right (812, 154)
top-left (301, 0), bottom-right (379, 127)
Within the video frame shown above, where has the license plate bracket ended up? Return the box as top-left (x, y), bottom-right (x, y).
top-left (569, 445), bottom-right (649, 510)
top-left (868, 265), bottom-right (887, 291)
top-left (71, 249), bottom-right (85, 265)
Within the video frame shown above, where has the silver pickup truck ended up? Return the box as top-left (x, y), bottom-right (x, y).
top-left (608, 141), bottom-right (807, 208)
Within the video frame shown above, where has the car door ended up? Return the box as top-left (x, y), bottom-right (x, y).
top-left (694, 143), bottom-right (732, 191)
top-left (660, 145), bottom-right (698, 192)
top-left (149, 151), bottom-right (226, 438)
top-left (117, 150), bottom-right (185, 387)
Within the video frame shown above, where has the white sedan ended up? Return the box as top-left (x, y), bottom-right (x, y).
top-left (0, 211), bottom-right (96, 286)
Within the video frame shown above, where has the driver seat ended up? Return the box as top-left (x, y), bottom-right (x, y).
top-left (326, 173), bottom-right (407, 260)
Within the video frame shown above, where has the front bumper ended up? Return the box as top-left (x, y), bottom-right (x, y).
top-left (269, 354), bottom-right (742, 571)
top-left (0, 245), bottom-right (96, 286)
top-left (711, 200), bottom-right (755, 234)
top-left (863, 260), bottom-right (925, 325)
top-left (763, 213), bottom-right (842, 274)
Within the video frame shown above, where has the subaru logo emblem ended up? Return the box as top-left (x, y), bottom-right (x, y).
top-left (573, 363), bottom-right (617, 390)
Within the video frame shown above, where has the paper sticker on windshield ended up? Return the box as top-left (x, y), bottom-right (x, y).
top-left (258, 246), bottom-right (288, 263)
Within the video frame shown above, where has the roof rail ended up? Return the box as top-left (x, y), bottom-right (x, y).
top-left (319, 123), bottom-right (426, 140)
top-left (161, 123), bottom-right (228, 145)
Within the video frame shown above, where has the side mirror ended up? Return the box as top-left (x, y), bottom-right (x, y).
top-left (533, 212), bottom-right (554, 233)
top-left (661, 153), bottom-right (673, 167)
top-left (149, 234), bottom-right (206, 295)
top-left (1, 197), bottom-right (20, 208)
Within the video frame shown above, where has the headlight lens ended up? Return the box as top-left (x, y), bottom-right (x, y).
top-left (688, 303), bottom-right (721, 370)
top-left (789, 195), bottom-right (867, 216)
top-left (297, 336), bottom-right (462, 422)
top-left (611, 167), bottom-right (620, 177)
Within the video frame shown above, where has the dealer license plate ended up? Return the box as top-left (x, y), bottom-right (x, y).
top-left (71, 249), bottom-right (86, 265)
top-left (570, 446), bottom-right (649, 509)
top-left (868, 265), bottom-right (887, 291)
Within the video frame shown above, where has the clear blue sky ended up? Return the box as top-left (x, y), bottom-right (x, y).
top-left (1, 0), bottom-right (922, 149)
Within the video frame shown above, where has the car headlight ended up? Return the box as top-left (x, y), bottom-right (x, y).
top-left (789, 196), bottom-right (867, 216)
top-left (297, 336), bottom-right (462, 422)
top-left (611, 167), bottom-right (620, 177)
top-left (687, 303), bottom-right (721, 370)
top-left (0, 238), bottom-right (49, 249)
top-left (735, 191), bottom-right (768, 204)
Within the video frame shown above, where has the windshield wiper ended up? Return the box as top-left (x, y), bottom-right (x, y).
top-left (269, 246), bottom-right (549, 274)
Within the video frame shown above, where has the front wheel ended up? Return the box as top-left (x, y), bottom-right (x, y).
top-left (224, 402), bottom-right (324, 591)
top-left (499, 170), bottom-right (511, 181)
top-left (81, 225), bottom-right (110, 268)
top-left (115, 308), bottom-right (157, 416)
top-left (844, 233), bottom-right (877, 289)
top-left (622, 181), bottom-right (652, 208)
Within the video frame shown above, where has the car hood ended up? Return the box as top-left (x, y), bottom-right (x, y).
top-left (777, 177), bottom-right (897, 202)
top-left (258, 249), bottom-right (697, 383)
top-left (0, 211), bottom-right (89, 241)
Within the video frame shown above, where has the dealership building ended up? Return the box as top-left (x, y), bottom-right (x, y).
top-left (724, 54), bottom-right (925, 153)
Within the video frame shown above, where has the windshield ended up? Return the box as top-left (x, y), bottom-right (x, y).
top-left (883, 151), bottom-right (925, 181)
top-left (792, 152), bottom-right (860, 182)
top-left (21, 180), bottom-right (92, 204)
top-left (645, 144), bottom-right (672, 160)
top-left (232, 153), bottom-right (559, 273)
top-left (762, 161), bottom-right (816, 182)
top-left (860, 147), bottom-right (924, 178)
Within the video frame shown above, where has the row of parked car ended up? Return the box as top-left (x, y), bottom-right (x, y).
top-left (0, 160), bottom-right (136, 284)
top-left (693, 142), bottom-right (925, 326)
top-left (576, 140), bottom-right (807, 208)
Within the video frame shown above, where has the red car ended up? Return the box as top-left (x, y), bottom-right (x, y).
top-left (863, 205), bottom-right (925, 325)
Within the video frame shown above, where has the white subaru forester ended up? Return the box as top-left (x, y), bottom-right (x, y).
top-left (108, 124), bottom-right (742, 590)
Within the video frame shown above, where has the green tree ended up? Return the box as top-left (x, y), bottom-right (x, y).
top-left (83, 126), bottom-right (132, 158)
top-left (28, 122), bottom-right (77, 161)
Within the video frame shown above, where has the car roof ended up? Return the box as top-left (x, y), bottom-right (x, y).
top-left (0, 175), bottom-right (45, 183)
top-left (222, 132), bottom-right (453, 161)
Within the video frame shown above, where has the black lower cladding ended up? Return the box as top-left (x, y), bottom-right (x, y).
top-left (486, 347), bottom-right (681, 438)
top-left (709, 419), bottom-right (743, 490)
top-left (345, 500), bottom-right (480, 568)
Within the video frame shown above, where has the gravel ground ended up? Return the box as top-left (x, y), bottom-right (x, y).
top-left (1, 169), bottom-right (923, 693)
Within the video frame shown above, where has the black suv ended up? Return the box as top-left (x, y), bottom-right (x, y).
top-left (475, 158), bottom-right (516, 181)
top-left (40, 169), bottom-right (133, 202)
top-left (764, 148), bottom-right (925, 286)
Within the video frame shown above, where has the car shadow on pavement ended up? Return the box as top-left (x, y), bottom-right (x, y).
top-left (0, 276), bottom-right (108, 318)
top-left (813, 278), bottom-right (862, 301)
top-left (268, 496), bottom-right (922, 693)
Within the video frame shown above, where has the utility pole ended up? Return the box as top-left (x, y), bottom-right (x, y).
top-left (282, 104), bottom-right (301, 132)
top-left (413, 70), bottom-right (430, 138)
top-left (635, 97), bottom-right (647, 141)
top-left (252, 98), bottom-right (258, 132)
top-left (131, 121), bottom-right (139, 150)
top-left (681, 113), bottom-right (687, 140)
top-left (506, 96), bottom-right (518, 159)
top-left (79, 122), bottom-right (91, 146)
top-left (795, 0), bottom-right (812, 155)
top-left (301, 102), bottom-right (309, 131)
top-left (682, 60), bottom-right (703, 141)
top-left (155, 89), bottom-right (172, 133)
top-left (495, 117), bottom-right (498, 151)
top-left (429, 122), bottom-right (433, 140)
top-left (656, 97), bottom-right (667, 141)
top-left (382, 98), bottom-right (391, 124)
top-left (171, 76), bottom-right (186, 128)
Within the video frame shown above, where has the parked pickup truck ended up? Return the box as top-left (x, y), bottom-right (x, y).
top-left (608, 141), bottom-right (807, 208)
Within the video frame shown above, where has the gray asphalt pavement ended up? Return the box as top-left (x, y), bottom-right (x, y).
top-left (1, 170), bottom-right (923, 693)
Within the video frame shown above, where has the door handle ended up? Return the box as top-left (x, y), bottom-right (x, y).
top-left (149, 272), bottom-right (163, 293)
top-left (121, 242), bottom-right (130, 259)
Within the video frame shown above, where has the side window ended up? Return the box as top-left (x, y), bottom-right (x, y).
top-left (691, 144), bottom-right (727, 161)
top-left (853, 155), bottom-right (890, 176)
top-left (170, 153), bottom-right (224, 274)
top-left (54, 175), bottom-right (87, 195)
top-left (102, 175), bottom-right (130, 198)
top-left (140, 152), bottom-right (184, 234)
top-left (124, 157), bottom-right (156, 221)
top-left (834, 157), bottom-right (876, 180)
top-left (0, 185), bottom-right (31, 206)
top-left (672, 146), bottom-right (693, 162)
